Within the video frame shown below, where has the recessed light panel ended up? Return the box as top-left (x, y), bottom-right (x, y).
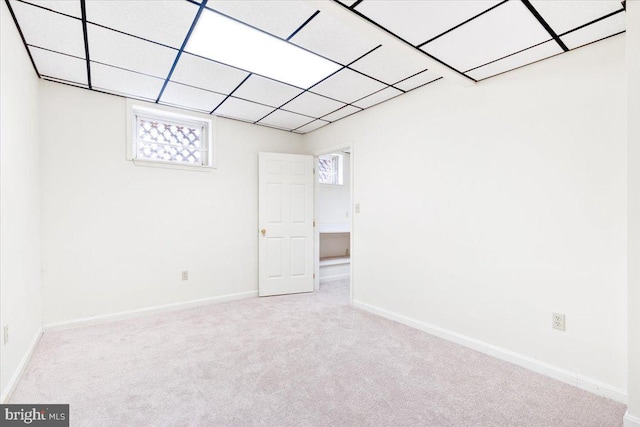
top-left (186, 9), bottom-right (341, 89)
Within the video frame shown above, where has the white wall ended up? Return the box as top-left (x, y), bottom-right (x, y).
top-left (626, 0), bottom-right (640, 424)
top-left (39, 82), bottom-right (305, 325)
top-left (304, 35), bottom-right (627, 399)
top-left (0, 2), bottom-right (43, 400)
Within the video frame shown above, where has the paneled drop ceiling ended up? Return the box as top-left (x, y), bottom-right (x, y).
top-left (6, 0), bottom-right (626, 134)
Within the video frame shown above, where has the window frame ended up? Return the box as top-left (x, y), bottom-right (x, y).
top-left (126, 101), bottom-right (216, 171)
top-left (318, 153), bottom-right (344, 186)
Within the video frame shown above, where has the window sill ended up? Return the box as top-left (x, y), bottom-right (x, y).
top-left (132, 159), bottom-right (214, 172)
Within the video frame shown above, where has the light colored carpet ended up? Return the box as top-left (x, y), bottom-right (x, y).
top-left (11, 279), bottom-right (625, 426)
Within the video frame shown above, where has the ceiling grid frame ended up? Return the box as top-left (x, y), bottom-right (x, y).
top-left (155, 0), bottom-right (209, 103)
top-left (5, 0), bottom-right (628, 133)
top-left (79, 0), bottom-right (91, 88)
top-left (256, 44), bottom-right (385, 130)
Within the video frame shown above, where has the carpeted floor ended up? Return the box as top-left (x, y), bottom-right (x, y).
top-left (11, 278), bottom-right (626, 426)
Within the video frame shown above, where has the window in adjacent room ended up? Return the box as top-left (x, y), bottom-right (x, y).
top-left (318, 153), bottom-right (343, 185)
top-left (128, 103), bottom-right (215, 169)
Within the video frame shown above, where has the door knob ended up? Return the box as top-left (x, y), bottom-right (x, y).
top-left (260, 229), bottom-right (266, 236)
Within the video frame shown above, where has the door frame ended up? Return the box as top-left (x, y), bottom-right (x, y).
top-left (312, 143), bottom-right (354, 305)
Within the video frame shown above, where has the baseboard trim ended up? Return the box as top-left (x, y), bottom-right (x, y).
top-left (625, 411), bottom-right (640, 427)
top-left (352, 299), bottom-right (627, 403)
top-left (44, 290), bottom-right (258, 331)
top-left (1, 328), bottom-right (43, 403)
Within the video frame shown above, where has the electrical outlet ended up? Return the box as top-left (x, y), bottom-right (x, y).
top-left (182, 271), bottom-right (189, 281)
top-left (552, 313), bottom-right (565, 331)
top-left (3, 325), bottom-right (8, 345)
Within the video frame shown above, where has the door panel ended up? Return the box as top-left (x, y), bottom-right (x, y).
top-left (259, 152), bottom-right (314, 296)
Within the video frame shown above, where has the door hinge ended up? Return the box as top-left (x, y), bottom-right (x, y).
top-left (313, 168), bottom-right (315, 174)
top-left (313, 220), bottom-right (316, 227)
top-left (313, 273), bottom-right (315, 279)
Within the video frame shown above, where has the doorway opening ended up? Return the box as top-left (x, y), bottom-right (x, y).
top-left (313, 146), bottom-right (353, 302)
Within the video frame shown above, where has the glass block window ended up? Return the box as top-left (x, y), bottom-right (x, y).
top-left (129, 105), bottom-right (213, 168)
top-left (318, 154), bottom-right (343, 185)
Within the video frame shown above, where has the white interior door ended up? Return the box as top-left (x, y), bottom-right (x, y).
top-left (259, 152), bottom-right (314, 296)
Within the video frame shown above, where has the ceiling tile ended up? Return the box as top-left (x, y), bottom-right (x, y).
top-left (356, 0), bottom-right (501, 46)
top-left (31, 47), bottom-right (87, 86)
top-left (560, 12), bottom-right (625, 50)
top-left (310, 69), bottom-right (386, 104)
top-left (215, 97), bottom-right (274, 123)
top-left (289, 11), bottom-right (379, 65)
top-left (282, 92), bottom-right (345, 118)
top-left (22, 0), bottom-right (81, 18)
top-left (296, 120), bottom-right (330, 134)
top-left (259, 110), bottom-right (313, 130)
top-left (321, 105), bottom-right (361, 122)
top-left (467, 40), bottom-right (563, 81)
top-left (207, 0), bottom-right (317, 39)
top-left (232, 74), bottom-right (303, 107)
top-left (85, 0), bottom-right (199, 49)
top-left (88, 24), bottom-right (176, 78)
top-left (350, 44), bottom-right (434, 85)
top-left (422, 0), bottom-right (551, 73)
top-left (11, 1), bottom-right (85, 57)
top-left (91, 63), bottom-right (165, 101)
top-left (353, 87), bottom-right (403, 109)
top-left (171, 53), bottom-right (249, 95)
top-left (531, 0), bottom-right (622, 36)
top-left (394, 70), bottom-right (440, 91)
top-left (160, 83), bottom-right (227, 113)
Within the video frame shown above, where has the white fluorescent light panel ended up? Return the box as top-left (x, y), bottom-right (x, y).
top-left (186, 9), bottom-right (341, 89)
